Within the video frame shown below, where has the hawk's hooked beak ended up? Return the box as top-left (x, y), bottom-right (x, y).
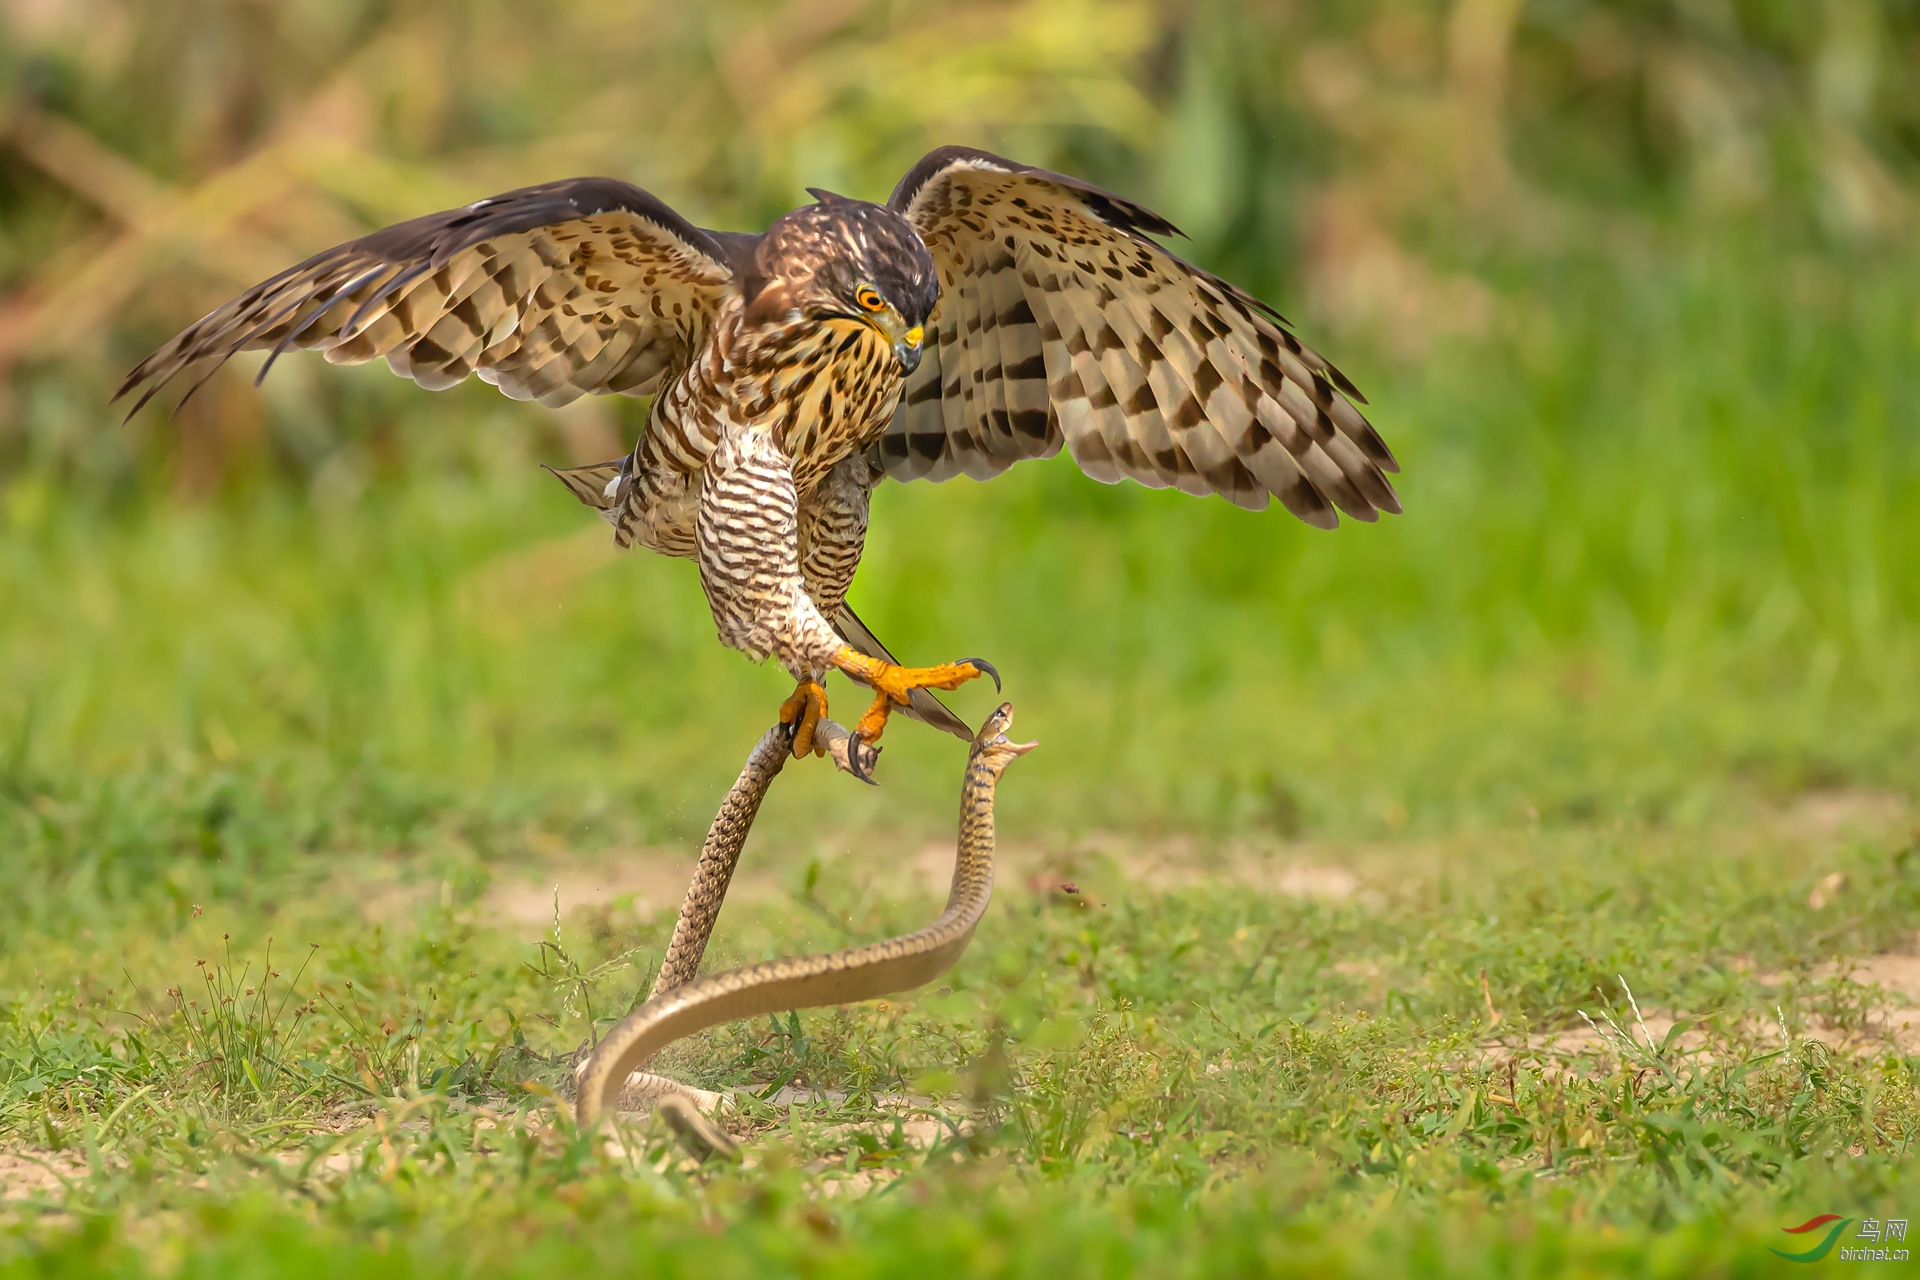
top-left (893, 326), bottom-right (924, 375)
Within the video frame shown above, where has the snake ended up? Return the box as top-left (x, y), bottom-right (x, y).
top-left (572, 701), bottom-right (1035, 1139)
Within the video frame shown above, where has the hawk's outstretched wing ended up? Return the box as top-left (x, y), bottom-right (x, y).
top-left (117, 178), bottom-right (745, 415)
top-left (872, 147), bottom-right (1398, 528)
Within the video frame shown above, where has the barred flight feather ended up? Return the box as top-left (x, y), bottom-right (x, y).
top-left (874, 147), bottom-right (1398, 528)
top-left (115, 179), bottom-right (738, 417)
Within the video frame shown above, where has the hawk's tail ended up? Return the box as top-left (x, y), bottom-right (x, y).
top-left (830, 604), bottom-right (974, 740)
top-left (546, 457), bottom-right (628, 521)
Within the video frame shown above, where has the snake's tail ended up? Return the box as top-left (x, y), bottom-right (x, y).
top-left (609, 1072), bottom-right (739, 1163)
top-left (656, 1094), bottom-right (740, 1163)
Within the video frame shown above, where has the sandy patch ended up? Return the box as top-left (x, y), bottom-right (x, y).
top-left (1754, 934), bottom-right (1920, 1051)
top-left (375, 785), bottom-right (1909, 941)
top-left (1273, 863), bottom-right (1363, 901)
top-left (1844, 947), bottom-right (1920, 1007)
top-left (967, 830), bottom-right (1392, 907)
top-left (1486, 935), bottom-right (1920, 1076)
top-left (482, 850), bottom-right (789, 936)
top-left (486, 853), bottom-right (698, 928)
top-left (481, 831), bottom-right (1384, 939)
top-left (1492, 1009), bottom-right (1713, 1068)
top-left (1769, 788), bottom-right (1911, 844)
top-left (0, 1150), bottom-right (88, 1201)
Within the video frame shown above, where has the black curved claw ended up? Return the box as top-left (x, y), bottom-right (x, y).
top-left (959, 657), bottom-right (1002, 693)
top-left (847, 739), bottom-right (881, 786)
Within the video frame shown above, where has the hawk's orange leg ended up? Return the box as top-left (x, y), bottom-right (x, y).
top-left (778, 677), bottom-right (829, 758)
top-left (830, 648), bottom-right (999, 746)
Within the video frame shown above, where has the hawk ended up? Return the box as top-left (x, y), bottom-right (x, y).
top-left (118, 146), bottom-right (1399, 764)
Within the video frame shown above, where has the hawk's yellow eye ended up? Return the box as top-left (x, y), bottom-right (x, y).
top-left (856, 286), bottom-right (885, 312)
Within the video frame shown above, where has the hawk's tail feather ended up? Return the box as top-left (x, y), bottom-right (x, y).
top-left (545, 457), bottom-right (628, 517)
top-left (830, 604), bottom-right (974, 740)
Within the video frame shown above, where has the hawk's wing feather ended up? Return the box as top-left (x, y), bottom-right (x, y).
top-left (116, 178), bottom-right (744, 416)
top-left (874, 146), bottom-right (1398, 528)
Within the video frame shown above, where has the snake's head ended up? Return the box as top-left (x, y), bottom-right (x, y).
top-left (971, 702), bottom-right (1038, 771)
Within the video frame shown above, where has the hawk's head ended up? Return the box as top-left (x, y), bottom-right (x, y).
top-left (746, 193), bottom-right (939, 373)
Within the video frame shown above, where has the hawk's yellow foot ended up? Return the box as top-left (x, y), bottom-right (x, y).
top-left (778, 677), bottom-right (829, 758)
top-left (831, 648), bottom-right (1000, 746)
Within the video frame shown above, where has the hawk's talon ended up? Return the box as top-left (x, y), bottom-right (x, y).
top-left (777, 678), bottom-right (829, 759)
top-left (958, 657), bottom-right (1001, 693)
top-left (831, 646), bottom-right (996, 748)
top-left (846, 740), bottom-right (881, 786)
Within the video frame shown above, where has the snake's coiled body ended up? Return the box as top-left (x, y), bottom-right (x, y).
top-left (574, 702), bottom-right (1033, 1127)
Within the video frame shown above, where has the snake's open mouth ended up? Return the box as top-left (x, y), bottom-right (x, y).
top-left (973, 701), bottom-right (1036, 758)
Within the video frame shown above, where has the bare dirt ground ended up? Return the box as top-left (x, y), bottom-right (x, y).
top-left (1476, 925), bottom-right (1920, 1076)
top-left (471, 833), bottom-right (1381, 944)
top-left (471, 785), bottom-right (1910, 943)
top-left (481, 850), bottom-right (786, 931)
top-left (0, 1150), bottom-right (88, 1207)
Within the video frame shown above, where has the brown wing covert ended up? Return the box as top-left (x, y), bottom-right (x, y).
top-left (117, 178), bottom-right (740, 415)
top-left (873, 147), bottom-right (1399, 528)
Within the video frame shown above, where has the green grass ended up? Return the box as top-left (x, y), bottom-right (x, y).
top-left (3, 234), bottom-right (1919, 1275)
top-left (4, 811), bottom-right (1919, 1276)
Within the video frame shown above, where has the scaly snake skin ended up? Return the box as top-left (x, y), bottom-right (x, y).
top-left (574, 702), bottom-right (1033, 1130)
top-left (647, 723), bottom-right (794, 1001)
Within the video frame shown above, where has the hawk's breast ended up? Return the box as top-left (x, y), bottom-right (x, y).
top-left (773, 320), bottom-right (903, 497)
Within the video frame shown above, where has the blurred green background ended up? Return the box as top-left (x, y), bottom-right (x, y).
top-left (2, 0), bottom-right (1917, 890)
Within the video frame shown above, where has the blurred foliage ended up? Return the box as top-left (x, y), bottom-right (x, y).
top-left (1, 0), bottom-right (1915, 488)
top-left (0, 0), bottom-right (1917, 841)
